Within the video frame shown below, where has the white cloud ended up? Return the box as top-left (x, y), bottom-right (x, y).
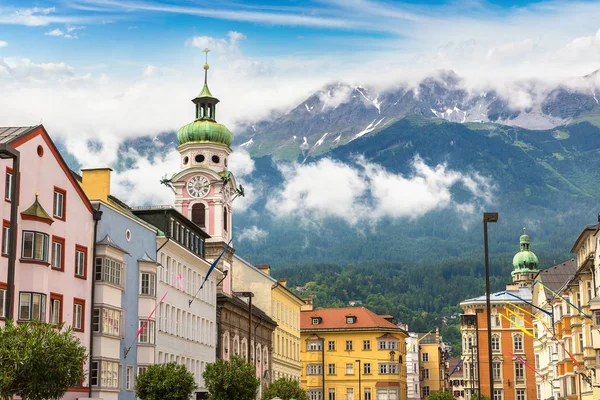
top-left (267, 156), bottom-right (493, 224)
top-left (142, 65), bottom-right (159, 77)
top-left (0, 41), bottom-right (6, 48)
top-left (228, 149), bottom-right (255, 177)
top-left (0, 58), bottom-right (75, 82)
top-left (45, 28), bottom-right (64, 36)
top-left (237, 226), bottom-right (268, 242)
top-left (228, 149), bottom-right (258, 212)
top-left (109, 148), bottom-right (179, 206)
top-left (64, 34), bottom-right (78, 39)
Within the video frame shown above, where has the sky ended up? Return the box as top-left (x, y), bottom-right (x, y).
top-left (1, 0), bottom-right (600, 223)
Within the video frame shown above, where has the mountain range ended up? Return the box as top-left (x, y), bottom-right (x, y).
top-left (235, 70), bottom-right (600, 162)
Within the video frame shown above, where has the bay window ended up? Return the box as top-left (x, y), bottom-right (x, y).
top-left (138, 320), bottom-right (155, 344)
top-left (19, 292), bottom-right (46, 321)
top-left (95, 257), bottom-right (122, 286)
top-left (91, 360), bottom-right (120, 388)
top-left (140, 272), bottom-right (156, 296)
top-left (22, 231), bottom-right (49, 262)
top-left (93, 307), bottom-right (122, 337)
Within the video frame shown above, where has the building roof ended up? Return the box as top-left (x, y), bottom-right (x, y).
top-left (217, 293), bottom-right (277, 327)
top-left (461, 286), bottom-right (532, 306)
top-left (536, 259), bottom-right (577, 297)
top-left (301, 306), bottom-right (405, 332)
top-left (131, 204), bottom-right (210, 238)
top-left (21, 194), bottom-right (53, 224)
top-left (570, 220), bottom-right (600, 253)
top-left (97, 234), bottom-right (130, 255)
top-left (0, 126), bottom-right (37, 144)
top-left (138, 252), bottom-right (156, 263)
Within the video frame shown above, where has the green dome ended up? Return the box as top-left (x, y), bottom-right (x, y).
top-left (511, 231), bottom-right (539, 275)
top-left (177, 119), bottom-right (233, 147)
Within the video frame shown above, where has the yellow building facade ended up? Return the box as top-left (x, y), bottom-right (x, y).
top-left (301, 301), bottom-right (408, 400)
top-left (418, 329), bottom-right (449, 397)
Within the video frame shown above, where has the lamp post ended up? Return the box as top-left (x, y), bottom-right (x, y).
top-left (483, 212), bottom-right (498, 399)
top-left (0, 144), bottom-right (19, 321)
top-left (356, 359), bottom-right (362, 400)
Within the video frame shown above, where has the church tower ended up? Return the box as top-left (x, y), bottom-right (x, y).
top-left (511, 229), bottom-right (539, 286)
top-left (171, 49), bottom-right (236, 295)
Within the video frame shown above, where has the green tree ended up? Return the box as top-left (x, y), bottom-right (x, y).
top-left (426, 392), bottom-right (455, 400)
top-left (262, 378), bottom-right (307, 400)
top-left (135, 362), bottom-right (197, 400)
top-left (469, 394), bottom-right (491, 400)
top-left (0, 321), bottom-right (87, 400)
top-left (203, 356), bottom-right (260, 400)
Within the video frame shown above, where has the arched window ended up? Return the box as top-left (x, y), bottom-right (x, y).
top-left (513, 334), bottom-right (523, 352)
top-left (256, 344), bottom-right (261, 363)
top-left (223, 332), bottom-right (230, 358)
top-left (491, 335), bottom-right (500, 352)
top-left (192, 203), bottom-right (206, 228)
top-left (242, 338), bottom-right (248, 360)
top-left (223, 208), bottom-right (228, 232)
top-left (233, 336), bottom-right (240, 356)
top-left (263, 347), bottom-right (268, 367)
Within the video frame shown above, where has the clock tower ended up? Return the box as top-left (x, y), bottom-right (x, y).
top-left (170, 49), bottom-right (236, 295)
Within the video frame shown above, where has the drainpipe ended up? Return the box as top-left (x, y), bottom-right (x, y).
top-left (88, 208), bottom-right (102, 397)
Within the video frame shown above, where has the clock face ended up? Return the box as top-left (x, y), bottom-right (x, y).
top-left (187, 175), bottom-right (210, 198)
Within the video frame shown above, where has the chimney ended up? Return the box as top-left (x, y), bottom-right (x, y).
top-left (80, 168), bottom-right (113, 202)
top-left (256, 264), bottom-right (271, 275)
top-left (277, 278), bottom-right (287, 287)
top-left (381, 315), bottom-right (394, 323)
top-left (301, 298), bottom-right (313, 311)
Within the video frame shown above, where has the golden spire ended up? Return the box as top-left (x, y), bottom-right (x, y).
top-left (203, 48), bottom-right (211, 83)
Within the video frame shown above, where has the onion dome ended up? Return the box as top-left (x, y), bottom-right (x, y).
top-left (512, 228), bottom-right (539, 276)
top-left (176, 49), bottom-right (233, 147)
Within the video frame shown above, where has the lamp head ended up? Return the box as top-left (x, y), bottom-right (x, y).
top-left (483, 212), bottom-right (499, 223)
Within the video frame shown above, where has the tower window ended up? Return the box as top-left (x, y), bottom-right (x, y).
top-left (223, 209), bottom-right (228, 232)
top-left (212, 155), bottom-right (220, 164)
top-left (191, 203), bottom-right (206, 228)
top-left (183, 156), bottom-right (189, 165)
top-left (195, 154), bottom-right (205, 163)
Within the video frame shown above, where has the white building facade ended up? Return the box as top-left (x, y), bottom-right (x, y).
top-left (406, 333), bottom-right (421, 400)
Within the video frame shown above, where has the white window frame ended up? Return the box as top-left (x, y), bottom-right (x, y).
top-left (363, 340), bottom-right (371, 350)
top-left (73, 302), bottom-right (83, 330)
top-left (75, 248), bottom-right (86, 277)
top-left (346, 340), bottom-right (353, 350)
top-left (0, 288), bottom-right (6, 318)
top-left (345, 363), bottom-right (353, 374)
top-left (21, 231), bottom-right (49, 262)
top-left (53, 190), bottom-right (64, 219)
top-left (364, 363), bottom-right (371, 374)
top-left (93, 307), bottom-right (122, 337)
top-left (5, 171), bottom-right (12, 201)
top-left (126, 365), bottom-right (133, 390)
top-left (2, 225), bottom-right (9, 256)
top-left (138, 320), bottom-right (155, 344)
top-left (18, 292), bottom-right (46, 322)
top-left (50, 297), bottom-right (61, 325)
top-left (51, 240), bottom-right (62, 270)
top-left (95, 257), bottom-right (123, 287)
top-left (140, 272), bottom-right (156, 296)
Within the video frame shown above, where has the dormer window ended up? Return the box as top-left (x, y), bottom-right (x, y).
top-left (346, 316), bottom-right (356, 324)
top-left (312, 317), bottom-right (321, 325)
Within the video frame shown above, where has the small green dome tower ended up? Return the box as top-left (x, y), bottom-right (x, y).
top-left (511, 228), bottom-right (539, 286)
top-left (176, 49), bottom-right (233, 147)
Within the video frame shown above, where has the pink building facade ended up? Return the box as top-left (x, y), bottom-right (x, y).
top-left (0, 126), bottom-right (95, 398)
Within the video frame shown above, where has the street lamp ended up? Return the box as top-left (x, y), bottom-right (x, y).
top-left (0, 144), bottom-right (19, 321)
top-left (483, 212), bottom-right (498, 399)
top-left (356, 359), bottom-right (362, 400)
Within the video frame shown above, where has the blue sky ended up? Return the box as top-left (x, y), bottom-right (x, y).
top-left (1, 0), bottom-right (600, 205)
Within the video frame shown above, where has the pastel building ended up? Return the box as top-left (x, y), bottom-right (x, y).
top-left (0, 126), bottom-right (95, 398)
top-left (132, 205), bottom-right (220, 399)
top-left (79, 168), bottom-right (159, 400)
top-left (405, 333), bottom-right (420, 400)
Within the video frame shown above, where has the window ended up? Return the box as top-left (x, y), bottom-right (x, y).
top-left (95, 257), bottom-right (123, 286)
top-left (223, 209), bottom-right (228, 231)
top-left (423, 368), bottom-right (430, 379)
top-left (595, 311), bottom-right (600, 326)
top-left (75, 246), bottom-right (87, 278)
top-left (516, 389), bottom-right (525, 400)
top-left (0, 286), bottom-right (5, 318)
top-left (19, 292), bottom-right (46, 321)
top-left (491, 335), bottom-right (500, 351)
top-left (422, 352), bottom-right (429, 362)
top-left (307, 364), bottom-right (322, 375)
top-left (312, 317), bottom-right (321, 325)
top-left (328, 389), bottom-right (336, 400)
top-left (328, 341), bottom-right (336, 351)
top-left (308, 390), bottom-right (323, 400)
top-left (346, 316), bottom-right (355, 324)
top-left (140, 272), bottom-right (156, 296)
top-left (22, 231), bottom-right (49, 262)
top-left (53, 188), bottom-right (66, 219)
top-left (346, 340), bottom-right (353, 350)
top-left (93, 307), bottom-right (121, 336)
top-left (515, 362), bottom-right (524, 380)
top-left (328, 363), bottom-right (336, 375)
top-left (51, 237), bottom-right (64, 270)
top-left (5, 170), bottom-right (12, 201)
top-left (587, 282), bottom-right (593, 302)
top-left (73, 298), bottom-right (85, 331)
top-left (346, 388), bottom-right (353, 400)
top-left (139, 320), bottom-right (155, 344)
top-left (363, 340), bottom-right (371, 350)
top-left (423, 387), bottom-right (430, 397)
top-left (535, 354), bottom-right (540, 369)
top-left (49, 294), bottom-right (62, 325)
top-left (126, 366), bottom-right (133, 390)
top-left (91, 360), bottom-right (119, 388)
top-left (346, 363), bottom-right (353, 374)
top-left (307, 340), bottom-right (322, 351)
top-left (492, 362), bottom-right (501, 379)
top-left (493, 390), bottom-right (503, 400)
top-left (364, 388), bottom-right (371, 400)
top-left (363, 363), bottom-right (371, 374)
top-left (579, 333), bottom-right (584, 352)
top-left (378, 363), bottom-right (399, 374)
top-left (2, 221), bottom-right (10, 256)
top-left (513, 334), bottom-right (523, 352)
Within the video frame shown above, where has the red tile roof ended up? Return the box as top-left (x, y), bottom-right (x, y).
top-left (301, 307), bottom-right (403, 331)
